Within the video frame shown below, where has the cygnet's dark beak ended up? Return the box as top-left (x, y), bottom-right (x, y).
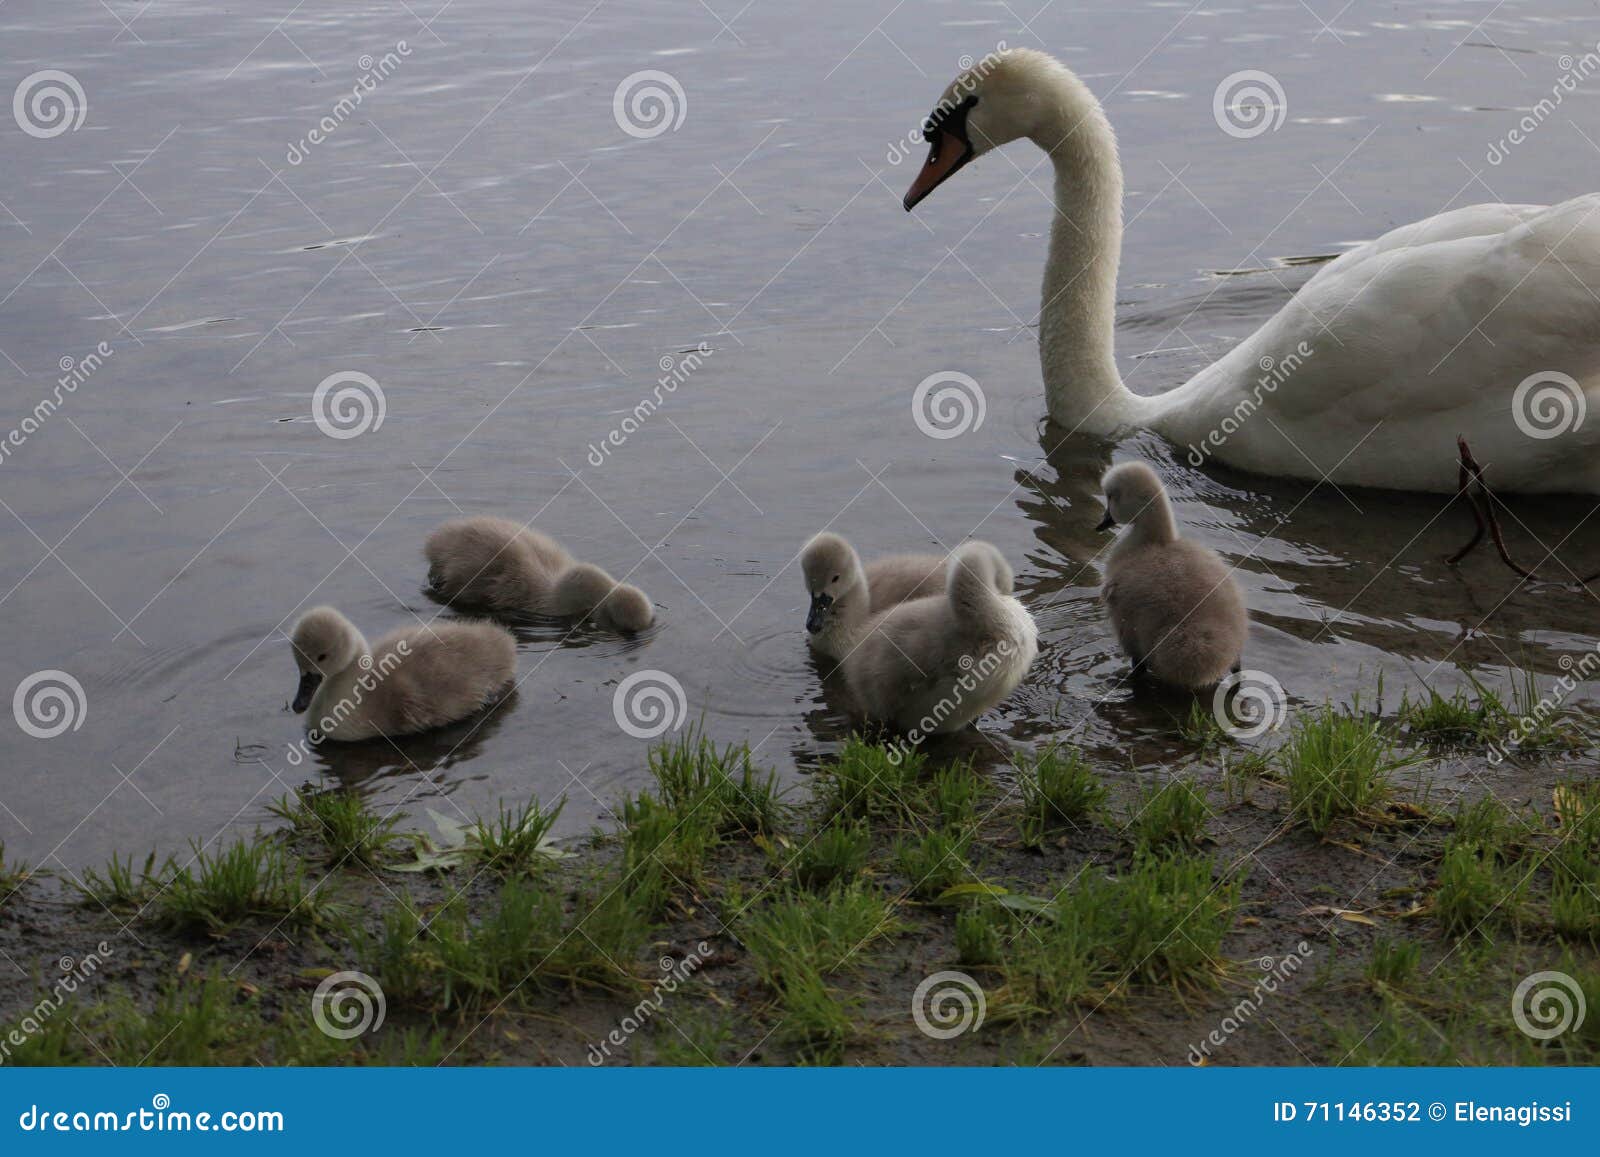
top-left (805, 592), bottom-right (833, 634)
top-left (292, 671), bottom-right (323, 713)
top-left (1096, 509), bottom-right (1117, 532)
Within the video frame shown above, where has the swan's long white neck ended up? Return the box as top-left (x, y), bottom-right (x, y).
top-left (1028, 70), bottom-right (1151, 433)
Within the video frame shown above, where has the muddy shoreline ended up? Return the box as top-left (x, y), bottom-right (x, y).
top-left (1, 711), bottom-right (1596, 1067)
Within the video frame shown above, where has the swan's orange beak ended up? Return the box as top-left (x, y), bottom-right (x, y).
top-left (903, 131), bottom-right (972, 211)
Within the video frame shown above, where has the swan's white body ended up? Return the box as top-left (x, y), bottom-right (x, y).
top-left (908, 50), bottom-right (1600, 494)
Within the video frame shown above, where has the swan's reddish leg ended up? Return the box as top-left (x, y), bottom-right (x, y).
top-left (1446, 436), bottom-right (1487, 566)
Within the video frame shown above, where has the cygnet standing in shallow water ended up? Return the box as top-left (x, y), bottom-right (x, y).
top-left (424, 516), bottom-right (653, 634)
top-left (1097, 461), bottom-right (1248, 689)
top-left (799, 532), bottom-right (952, 660)
top-left (842, 541), bottom-right (1037, 735)
top-left (289, 606), bottom-right (517, 741)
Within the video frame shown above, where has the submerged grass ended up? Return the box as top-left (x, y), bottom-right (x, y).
top-left (1398, 671), bottom-right (1575, 752)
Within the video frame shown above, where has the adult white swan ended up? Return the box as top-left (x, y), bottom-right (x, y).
top-left (904, 49), bottom-right (1600, 495)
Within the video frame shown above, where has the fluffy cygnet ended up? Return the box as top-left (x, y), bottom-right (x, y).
top-left (1098, 461), bottom-right (1248, 689)
top-left (800, 531), bottom-right (1001, 660)
top-left (289, 606), bottom-right (516, 741)
top-left (842, 541), bottom-right (1037, 735)
top-left (424, 516), bottom-right (653, 634)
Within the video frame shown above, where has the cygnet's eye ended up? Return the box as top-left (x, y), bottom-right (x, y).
top-left (831, 574), bottom-right (840, 584)
top-left (317, 652), bottom-right (327, 662)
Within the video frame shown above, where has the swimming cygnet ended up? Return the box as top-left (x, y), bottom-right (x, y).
top-left (424, 516), bottom-right (653, 634)
top-left (289, 606), bottom-right (516, 741)
top-left (1097, 461), bottom-right (1248, 689)
top-left (800, 532), bottom-right (984, 661)
top-left (842, 541), bottom-right (1037, 735)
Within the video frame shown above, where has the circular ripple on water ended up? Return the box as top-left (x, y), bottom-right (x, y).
top-left (705, 623), bottom-right (834, 728)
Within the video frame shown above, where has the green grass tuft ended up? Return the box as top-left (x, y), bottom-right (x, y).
top-left (470, 794), bottom-right (566, 876)
top-left (1127, 777), bottom-right (1211, 854)
top-left (1016, 743), bottom-right (1106, 848)
top-left (649, 729), bottom-right (785, 836)
top-left (158, 836), bottom-right (331, 933)
top-left (268, 785), bottom-right (402, 868)
top-left (791, 819), bottom-right (871, 891)
top-left (892, 827), bottom-right (973, 899)
top-left (1364, 938), bottom-right (1421, 989)
top-left (71, 850), bottom-right (176, 911)
top-left (1280, 705), bottom-right (1411, 834)
top-left (818, 736), bottom-right (926, 822)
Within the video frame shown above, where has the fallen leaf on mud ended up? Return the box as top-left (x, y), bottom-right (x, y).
top-left (176, 952), bottom-right (191, 975)
top-left (995, 894), bottom-right (1055, 917)
top-left (1301, 905), bottom-right (1378, 925)
top-left (934, 882), bottom-right (1010, 900)
top-left (386, 807), bottom-right (568, 873)
top-left (1239, 916), bottom-right (1261, 927)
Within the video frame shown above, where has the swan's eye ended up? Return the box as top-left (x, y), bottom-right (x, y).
top-left (924, 93), bottom-right (979, 140)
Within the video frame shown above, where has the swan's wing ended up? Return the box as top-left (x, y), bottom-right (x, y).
top-left (1303, 201), bottom-right (1548, 288)
top-left (1177, 196), bottom-right (1600, 492)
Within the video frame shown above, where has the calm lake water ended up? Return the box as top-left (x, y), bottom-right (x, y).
top-left (2, 0), bottom-right (1598, 870)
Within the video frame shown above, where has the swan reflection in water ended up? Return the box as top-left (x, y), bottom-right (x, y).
top-left (284, 687), bottom-right (521, 797)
